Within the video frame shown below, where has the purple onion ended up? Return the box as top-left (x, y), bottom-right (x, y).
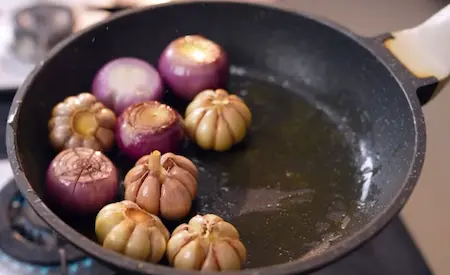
top-left (46, 147), bottom-right (118, 216)
top-left (92, 57), bottom-right (164, 115)
top-left (116, 101), bottom-right (184, 160)
top-left (158, 35), bottom-right (229, 101)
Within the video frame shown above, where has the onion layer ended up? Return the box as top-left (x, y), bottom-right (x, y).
top-left (158, 35), bottom-right (228, 101)
top-left (46, 147), bottom-right (119, 216)
top-left (116, 101), bottom-right (184, 160)
top-left (92, 57), bottom-right (164, 115)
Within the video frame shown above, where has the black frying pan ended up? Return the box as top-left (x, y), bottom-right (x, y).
top-left (6, 1), bottom-right (450, 275)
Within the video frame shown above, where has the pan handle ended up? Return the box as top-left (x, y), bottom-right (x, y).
top-left (383, 4), bottom-right (450, 104)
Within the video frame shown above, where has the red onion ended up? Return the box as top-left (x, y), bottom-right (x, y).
top-left (46, 147), bottom-right (118, 216)
top-left (116, 101), bottom-right (184, 160)
top-left (92, 57), bottom-right (164, 115)
top-left (158, 35), bottom-right (228, 101)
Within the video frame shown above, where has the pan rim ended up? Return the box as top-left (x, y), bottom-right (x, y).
top-left (6, 1), bottom-right (426, 275)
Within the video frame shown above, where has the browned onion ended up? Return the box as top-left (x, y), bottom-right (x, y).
top-left (116, 101), bottom-right (184, 160)
top-left (45, 147), bottom-right (119, 216)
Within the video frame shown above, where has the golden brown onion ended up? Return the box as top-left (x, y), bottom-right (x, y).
top-left (95, 200), bottom-right (170, 263)
top-left (116, 101), bottom-right (184, 160)
top-left (184, 89), bottom-right (251, 151)
top-left (167, 214), bottom-right (247, 271)
top-left (124, 150), bottom-right (198, 220)
top-left (48, 93), bottom-right (116, 152)
top-left (46, 147), bottom-right (118, 216)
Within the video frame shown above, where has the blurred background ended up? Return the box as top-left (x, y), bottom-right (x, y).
top-left (0, 0), bottom-right (448, 274)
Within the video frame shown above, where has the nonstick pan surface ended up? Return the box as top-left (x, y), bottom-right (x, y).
top-left (6, 1), bottom-right (444, 275)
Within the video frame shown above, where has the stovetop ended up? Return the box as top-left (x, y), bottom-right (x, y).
top-left (0, 161), bottom-right (113, 275)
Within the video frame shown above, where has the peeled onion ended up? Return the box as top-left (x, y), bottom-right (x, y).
top-left (158, 35), bottom-right (228, 101)
top-left (116, 101), bottom-right (184, 160)
top-left (92, 57), bottom-right (164, 115)
top-left (46, 147), bottom-right (119, 216)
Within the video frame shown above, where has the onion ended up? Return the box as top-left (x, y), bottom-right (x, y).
top-left (116, 101), bottom-right (184, 160)
top-left (92, 57), bottom-right (164, 115)
top-left (46, 147), bottom-right (119, 216)
top-left (158, 35), bottom-right (228, 101)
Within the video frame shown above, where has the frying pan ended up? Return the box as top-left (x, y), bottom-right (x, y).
top-left (6, 1), bottom-right (450, 274)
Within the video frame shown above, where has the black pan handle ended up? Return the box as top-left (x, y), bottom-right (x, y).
top-left (380, 4), bottom-right (450, 105)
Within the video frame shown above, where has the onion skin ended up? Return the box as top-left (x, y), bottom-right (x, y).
top-left (158, 35), bottom-right (228, 101)
top-left (92, 57), bottom-right (164, 115)
top-left (184, 89), bottom-right (251, 151)
top-left (124, 150), bottom-right (198, 220)
top-left (116, 101), bottom-right (184, 160)
top-left (166, 214), bottom-right (247, 271)
top-left (95, 200), bottom-right (170, 263)
top-left (48, 93), bottom-right (116, 152)
top-left (46, 147), bottom-right (118, 216)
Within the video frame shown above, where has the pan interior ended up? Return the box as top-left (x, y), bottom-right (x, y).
top-left (11, 1), bottom-right (418, 271)
top-left (55, 70), bottom-right (366, 268)
top-left (109, 69), bottom-right (366, 268)
top-left (179, 71), bottom-right (366, 267)
top-left (16, 69), bottom-right (372, 268)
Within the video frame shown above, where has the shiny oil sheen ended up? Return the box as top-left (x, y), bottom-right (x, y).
top-left (68, 70), bottom-right (369, 269)
top-left (177, 72), bottom-right (366, 268)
